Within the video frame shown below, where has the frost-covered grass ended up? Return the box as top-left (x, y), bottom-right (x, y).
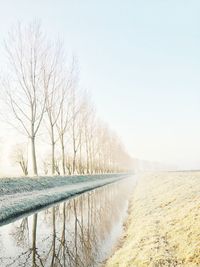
top-left (0, 173), bottom-right (125, 195)
top-left (0, 173), bottom-right (130, 226)
top-left (105, 171), bottom-right (200, 267)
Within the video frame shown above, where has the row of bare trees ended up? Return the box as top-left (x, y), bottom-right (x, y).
top-left (2, 22), bottom-right (132, 176)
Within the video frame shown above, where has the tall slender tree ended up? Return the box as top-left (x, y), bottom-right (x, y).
top-left (56, 59), bottom-right (76, 175)
top-left (44, 42), bottom-right (64, 175)
top-left (4, 22), bottom-right (47, 175)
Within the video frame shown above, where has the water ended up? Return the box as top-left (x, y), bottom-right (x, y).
top-left (0, 177), bottom-right (136, 267)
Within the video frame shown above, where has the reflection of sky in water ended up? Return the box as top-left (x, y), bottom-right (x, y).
top-left (0, 178), bottom-right (136, 267)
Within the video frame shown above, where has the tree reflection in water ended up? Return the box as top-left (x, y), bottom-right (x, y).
top-left (0, 178), bottom-right (135, 267)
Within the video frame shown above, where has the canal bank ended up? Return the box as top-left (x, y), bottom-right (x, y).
top-left (105, 171), bottom-right (200, 267)
top-left (0, 174), bottom-right (130, 225)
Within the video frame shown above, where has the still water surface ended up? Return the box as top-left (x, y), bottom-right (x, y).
top-left (0, 177), bottom-right (135, 267)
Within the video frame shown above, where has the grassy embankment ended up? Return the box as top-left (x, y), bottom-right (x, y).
top-left (0, 173), bottom-right (128, 225)
top-left (105, 171), bottom-right (200, 267)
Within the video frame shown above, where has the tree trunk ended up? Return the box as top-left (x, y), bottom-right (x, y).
top-left (79, 136), bottom-right (82, 174)
top-left (31, 136), bottom-right (38, 176)
top-left (61, 134), bottom-right (66, 175)
top-left (51, 207), bottom-right (56, 267)
top-left (72, 150), bottom-right (76, 174)
top-left (85, 137), bottom-right (90, 174)
top-left (32, 214), bottom-right (38, 267)
top-left (51, 126), bottom-right (55, 175)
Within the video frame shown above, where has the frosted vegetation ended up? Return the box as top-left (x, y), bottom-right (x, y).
top-left (106, 172), bottom-right (200, 266)
top-left (0, 173), bottom-right (126, 195)
top-left (0, 173), bottom-right (130, 225)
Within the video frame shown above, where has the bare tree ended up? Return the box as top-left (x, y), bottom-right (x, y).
top-left (11, 143), bottom-right (28, 175)
top-left (69, 86), bottom-right (83, 174)
top-left (56, 60), bottom-right (76, 175)
top-left (44, 42), bottom-right (64, 175)
top-left (82, 99), bottom-right (96, 174)
top-left (43, 160), bottom-right (49, 175)
top-left (54, 157), bottom-right (61, 175)
top-left (4, 22), bottom-right (47, 175)
top-left (65, 155), bottom-right (73, 175)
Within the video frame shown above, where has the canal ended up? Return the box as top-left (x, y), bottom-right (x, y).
top-left (0, 176), bottom-right (136, 267)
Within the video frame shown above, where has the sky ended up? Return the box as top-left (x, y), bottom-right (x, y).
top-left (0, 0), bottom-right (200, 169)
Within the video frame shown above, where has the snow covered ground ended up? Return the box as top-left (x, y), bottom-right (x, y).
top-left (0, 173), bottom-right (130, 225)
top-left (105, 171), bottom-right (200, 267)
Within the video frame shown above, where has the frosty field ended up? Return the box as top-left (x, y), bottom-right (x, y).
top-left (0, 173), bottom-right (129, 225)
top-left (105, 171), bottom-right (200, 267)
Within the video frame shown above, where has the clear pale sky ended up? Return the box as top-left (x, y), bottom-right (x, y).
top-left (0, 0), bottom-right (200, 169)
